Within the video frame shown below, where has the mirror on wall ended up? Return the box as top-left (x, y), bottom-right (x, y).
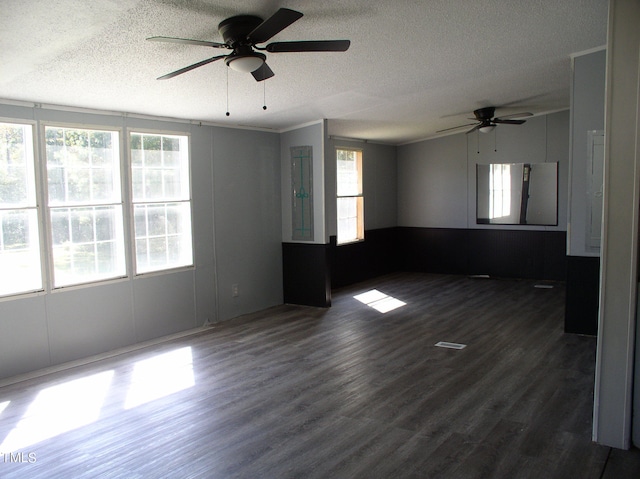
top-left (476, 162), bottom-right (558, 226)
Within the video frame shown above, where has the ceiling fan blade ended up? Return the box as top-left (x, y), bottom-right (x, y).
top-left (436, 122), bottom-right (478, 133)
top-left (251, 63), bottom-right (275, 82)
top-left (247, 8), bottom-right (303, 44)
top-left (157, 55), bottom-right (226, 80)
top-left (495, 112), bottom-right (533, 120)
top-left (466, 124), bottom-right (482, 134)
top-left (493, 119), bottom-right (526, 125)
top-left (266, 40), bottom-right (351, 53)
top-left (147, 36), bottom-right (227, 49)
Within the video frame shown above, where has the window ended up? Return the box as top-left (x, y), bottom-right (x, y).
top-left (130, 132), bottom-right (193, 274)
top-left (45, 126), bottom-right (125, 287)
top-left (1, 122), bottom-right (194, 296)
top-left (336, 148), bottom-right (364, 244)
top-left (489, 163), bottom-right (511, 219)
top-left (0, 122), bottom-right (42, 296)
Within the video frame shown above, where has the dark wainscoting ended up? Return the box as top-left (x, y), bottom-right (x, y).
top-left (564, 256), bottom-right (600, 335)
top-left (329, 228), bottom-right (399, 288)
top-left (284, 227), bottom-right (568, 306)
top-left (282, 242), bottom-right (331, 307)
top-left (397, 227), bottom-right (567, 281)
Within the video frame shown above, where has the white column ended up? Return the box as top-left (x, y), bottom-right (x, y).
top-left (592, 0), bottom-right (640, 449)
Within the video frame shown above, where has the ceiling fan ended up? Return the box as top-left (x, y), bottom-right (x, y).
top-left (148, 8), bottom-right (350, 82)
top-left (438, 107), bottom-right (533, 134)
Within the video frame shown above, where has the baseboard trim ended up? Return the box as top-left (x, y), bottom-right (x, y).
top-left (0, 324), bottom-right (214, 388)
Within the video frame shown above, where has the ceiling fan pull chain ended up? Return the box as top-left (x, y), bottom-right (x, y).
top-left (226, 67), bottom-right (230, 116)
top-left (494, 128), bottom-right (498, 152)
top-left (263, 81), bottom-right (267, 110)
top-left (477, 130), bottom-right (480, 154)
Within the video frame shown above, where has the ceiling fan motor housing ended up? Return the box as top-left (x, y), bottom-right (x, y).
top-left (474, 107), bottom-right (496, 121)
top-left (218, 16), bottom-right (266, 72)
top-left (218, 15), bottom-right (263, 46)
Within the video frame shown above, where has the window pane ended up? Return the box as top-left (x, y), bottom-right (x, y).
top-left (133, 202), bottom-right (192, 274)
top-left (144, 169), bottom-right (164, 199)
top-left (143, 135), bottom-right (162, 166)
top-left (163, 168), bottom-right (182, 199)
top-left (131, 133), bottom-right (189, 202)
top-left (337, 149), bottom-right (362, 196)
top-left (0, 209), bottom-right (42, 296)
top-left (148, 237), bottom-right (167, 267)
top-left (167, 236), bottom-right (182, 262)
top-left (92, 166), bottom-right (115, 201)
top-left (162, 136), bottom-right (180, 152)
top-left (0, 122), bottom-right (42, 296)
top-left (67, 167), bottom-right (91, 203)
top-left (95, 207), bottom-right (116, 242)
top-left (135, 238), bottom-right (148, 271)
top-left (3, 210), bottom-right (30, 248)
top-left (1, 123), bottom-right (36, 206)
top-left (45, 126), bottom-right (121, 206)
top-left (51, 206), bottom-right (125, 287)
top-left (96, 241), bottom-right (119, 274)
top-left (90, 131), bottom-right (113, 166)
top-left (337, 197), bottom-right (356, 243)
top-left (0, 163), bottom-right (27, 204)
top-left (131, 167), bottom-right (144, 199)
top-left (147, 205), bottom-right (167, 236)
top-left (51, 208), bottom-right (71, 245)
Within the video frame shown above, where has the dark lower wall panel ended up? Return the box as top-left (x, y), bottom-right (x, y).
top-left (324, 227), bottom-right (567, 290)
top-left (466, 229), bottom-right (567, 280)
top-left (329, 228), bottom-right (399, 288)
top-left (397, 227), bottom-right (567, 281)
top-left (396, 227), bottom-right (468, 275)
top-left (565, 256), bottom-right (600, 335)
top-left (282, 243), bottom-right (331, 307)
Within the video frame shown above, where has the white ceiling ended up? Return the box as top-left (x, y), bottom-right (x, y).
top-left (0, 0), bottom-right (608, 145)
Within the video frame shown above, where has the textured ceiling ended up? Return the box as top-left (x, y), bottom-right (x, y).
top-left (0, 0), bottom-right (608, 144)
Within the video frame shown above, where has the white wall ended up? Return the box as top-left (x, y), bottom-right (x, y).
top-left (0, 102), bottom-right (282, 380)
top-left (212, 126), bottom-right (282, 321)
top-left (398, 134), bottom-right (468, 228)
top-left (397, 111), bottom-right (569, 231)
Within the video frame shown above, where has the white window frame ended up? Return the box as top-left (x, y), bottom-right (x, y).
top-left (128, 129), bottom-right (194, 275)
top-left (42, 123), bottom-right (126, 289)
top-left (0, 119), bottom-right (45, 297)
top-left (336, 148), bottom-right (364, 245)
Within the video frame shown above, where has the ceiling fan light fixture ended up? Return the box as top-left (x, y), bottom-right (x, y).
top-left (479, 124), bottom-right (496, 134)
top-left (225, 52), bottom-right (266, 73)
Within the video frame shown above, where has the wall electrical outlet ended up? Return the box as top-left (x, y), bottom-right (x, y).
top-left (232, 284), bottom-right (239, 297)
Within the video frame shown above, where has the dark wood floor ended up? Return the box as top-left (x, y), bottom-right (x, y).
top-left (1, 272), bottom-right (640, 478)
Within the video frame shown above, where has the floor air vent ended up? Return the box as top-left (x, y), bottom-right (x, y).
top-left (435, 341), bottom-right (467, 350)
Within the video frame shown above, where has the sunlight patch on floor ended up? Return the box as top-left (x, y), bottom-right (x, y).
top-left (354, 289), bottom-right (406, 313)
top-left (0, 400), bottom-right (10, 417)
top-left (124, 346), bottom-right (195, 409)
top-left (0, 370), bottom-right (114, 451)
